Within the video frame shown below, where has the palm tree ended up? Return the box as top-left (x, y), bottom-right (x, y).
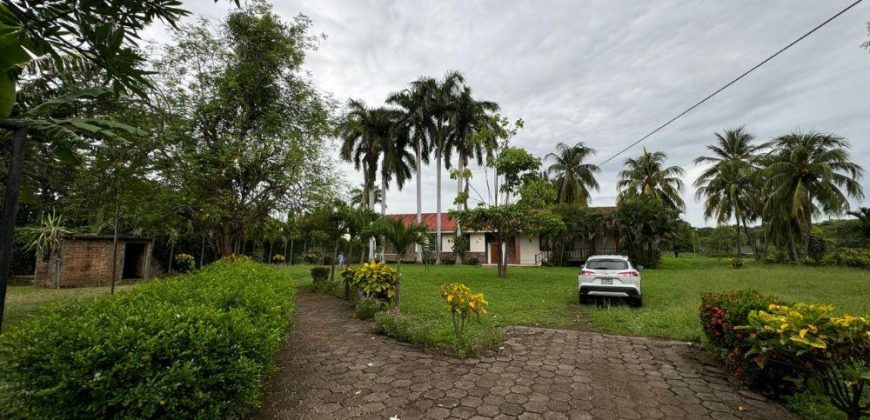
top-left (693, 127), bottom-right (761, 257)
top-left (763, 132), bottom-right (863, 260)
top-left (349, 184), bottom-right (382, 208)
top-left (387, 83), bottom-right (434, 261)
top-left (339, 99), bottom-right (392, 259)
top-left (445, 86), bottom-right (498, 263)
top-left (617, 147), bottom-right (686, 210)
top-left (847, 207), bottom-right (870, 237)
top-left (376, 109), bottom-right (415, 260)
top-left (374, 217), bottom-right (429, 310)
top-left (424, 71), bottom-right (465, 264)
top-left (23, 211), bottom-right (72, 289)
top-left (546, 142), bottom-right (599, 206)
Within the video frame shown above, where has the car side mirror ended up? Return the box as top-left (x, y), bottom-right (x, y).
top-left (637, 265), bottom-right (644, 271)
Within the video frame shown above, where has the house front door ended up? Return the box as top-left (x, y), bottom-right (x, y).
top-left (489, 243), bottom-right (500, 265)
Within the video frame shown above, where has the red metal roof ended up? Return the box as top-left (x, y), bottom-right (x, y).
top-left (386, 213), bottom-right (456, 232)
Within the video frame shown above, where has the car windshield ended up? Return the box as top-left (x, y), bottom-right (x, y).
top-left (586, 259), bottom-right (629, 270)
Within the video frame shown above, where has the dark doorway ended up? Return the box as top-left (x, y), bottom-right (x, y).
top-left (122, 243), bottom-right (147, 279)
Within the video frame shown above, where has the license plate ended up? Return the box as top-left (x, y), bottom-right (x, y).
top-left (600, 278), bottom-right (613, 285)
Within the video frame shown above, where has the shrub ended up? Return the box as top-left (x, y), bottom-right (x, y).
top-left (271, 254), bottom-right (285, 263)
top-left (220, 254), bottom-right (253, 263)
top-left (303, 251), bottom-right (322, 264)
top-left (348, 261), bottom-right (396, 303)
top-left (174, 253), bottom-right (195, 272)
top-left (463, 256), bottom-right (480, 266)
top-left (354, 297), bottom-right (384, 320)
top-left (441, 256), bottom-right (456, 265)
top-left (0, 261), bottom-right (295, 419)
top-left (807, 235), bottom-right (827, 264)
top-left (700, 289), bottom-right (785, 388)
top-left (743, 304), bottom-right (869, 419)
top-left (373, 311), bottom-right (501, 358)
top-left (310, 266), bottom-right (329, 285)
top-left (440, 283), bottom-right (488, 337)
top-left (340, 265), bottom-right (357, 299)
top-left (730, 257), bottom-right (744, 269)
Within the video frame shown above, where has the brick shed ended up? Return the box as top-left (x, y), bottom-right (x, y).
top-left (34, 235), bottom-right (154, 288)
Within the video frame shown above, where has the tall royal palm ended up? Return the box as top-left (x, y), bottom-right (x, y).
top-left (693, 127), bottom-right (761, 257)
top-left (387, 82), bottom-right (434, 261)
top-left (446, 86), bottom-right (499, 211)
top-left (617, 147), bottom-right (686, 210)
top-left (425, 71), bottom-right (464, 263)
top-left (763, 132), bottom-right (863, 260)
top-left (546, 142), bottom-right (599, 206)
top-left (339, 100), bottom-right (392, 259)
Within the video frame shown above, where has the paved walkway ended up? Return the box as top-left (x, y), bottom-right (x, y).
top-left (255, 292), bottom-right (794, 419)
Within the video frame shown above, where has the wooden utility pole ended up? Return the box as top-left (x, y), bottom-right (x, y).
top-left (0, 123), bottom-right (28, 332)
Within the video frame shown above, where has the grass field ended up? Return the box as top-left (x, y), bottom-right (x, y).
top-left (282, 256), bottom-right (869, 345)
top-left (2, 284), bottom-right (136, 332)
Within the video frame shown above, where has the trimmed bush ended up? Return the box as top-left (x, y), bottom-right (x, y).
top-left (0, 260), bottom-right (295, 419)
top-left (441, 256), bottom-right (456, 265)
top-left (730, 257), bottom-right (744, 269)
top-left (463, 256), bottom-right (480, 266)
top-left (347, 261), bottom-right (396, 303)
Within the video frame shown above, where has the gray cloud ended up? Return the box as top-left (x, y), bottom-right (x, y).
top-left (143, 0), bottom-right (870, 226)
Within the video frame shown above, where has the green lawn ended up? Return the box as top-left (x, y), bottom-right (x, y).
top-left (287, 256), bottom-right (869, 343)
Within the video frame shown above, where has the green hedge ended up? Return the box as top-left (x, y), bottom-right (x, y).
top-left (0, 260), bottom-right (295, 419)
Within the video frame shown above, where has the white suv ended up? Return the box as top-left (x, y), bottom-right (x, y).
top-left (578, 255), bottom-right (643, 307)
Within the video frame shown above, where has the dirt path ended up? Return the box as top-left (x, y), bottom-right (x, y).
top-left (255, 292), bottom-right (795, 419)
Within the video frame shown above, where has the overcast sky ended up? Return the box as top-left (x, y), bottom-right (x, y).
top-left (143, 1), bottom-right (870, 227)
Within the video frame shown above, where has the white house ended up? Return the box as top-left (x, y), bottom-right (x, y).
top-left (384, 209), bottom-right (622, 265)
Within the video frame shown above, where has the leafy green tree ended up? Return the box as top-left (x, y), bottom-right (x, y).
top-left (616, 197), bottom-right (681, 268)
top-left (763, 132), bottom-right (863, 261)
top-left (847, 207), bottom-right (870, 237)
top-left (155, 3), bottom-right (337, 257)
top-left (492, 147), bottom-right (541, 204)
top-left (373, 217), bottom-right (428, 309)
top-left (617, 147), bottom-right (685, 210)
top-left (694, 127), bottom-right (761, 258)
top-left (454, 205), bottom-right (563, 277)
top-left (546, 142), bottom-right (599, 206)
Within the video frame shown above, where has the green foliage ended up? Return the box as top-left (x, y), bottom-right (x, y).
top-left (847, 207), bottom-right (870, 237)
top-left (373, 310), bottom-right (501, 358)
top-left (616, 197), bottom-right (681, 268)
top-left (354, 297), bottom-right (384, 320)
top-left (492, 146), bottom-right (541, 198)
top-left (617, 147), bottom-right (685, 210)
top-left (545, 142), bottom-right (599, 206)
top-left (0, 260), bottom-right (295, 419)
top-left (463, 256), bottom-right (480, 266)
top-left (699, 289), bottom-right (788, 391)
top-left (310, 266), bottom-right (330, 284)
top-left (174, 253), bottom-right (195, 273)
top-left (346, 262), bottom-right (397, 303)
top-left (440, 283), bottom-right (488, 338)
top-left (807, 235), bottom-right (827, 264)
top-left (303, 251), bottom-right (322, 264)
top-left (730, 257), bottom-right (744, 269)
top-left (743, 304), bottom-right (869, 418)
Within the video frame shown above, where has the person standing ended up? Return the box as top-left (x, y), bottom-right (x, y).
top-left (337, 252), bottom-right (345, 268)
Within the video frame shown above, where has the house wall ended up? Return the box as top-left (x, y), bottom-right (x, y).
top-left (469, 233), bottom-right (486, 253)
top-left (518, 233), bottom-right (540, 265)
top-left (440, 233), bottom-right (455, 253)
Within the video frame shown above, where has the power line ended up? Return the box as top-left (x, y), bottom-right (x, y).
top-left (596, 0), bottom-right (864, 167)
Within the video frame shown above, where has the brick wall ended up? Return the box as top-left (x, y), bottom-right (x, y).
top-left (33, 239), bottom-right (132, 288)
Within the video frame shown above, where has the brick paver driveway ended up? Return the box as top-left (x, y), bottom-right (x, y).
top-left (256, 292), bottom-right (794, 419)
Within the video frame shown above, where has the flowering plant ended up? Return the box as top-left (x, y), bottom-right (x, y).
top-left (440, 283), bottom-right (488, 337)
top-left (174, 253), bottom-right (195, 272)
top-left (350, 261), bottom-right (397, 302)
top-left (271, 254), bottom-right (285, 263)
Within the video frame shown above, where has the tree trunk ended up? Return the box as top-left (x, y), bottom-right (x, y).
top-left (455, 154), bottom-right (464, 265)
top-left (416, 143), bottom-right (423, 263)
top-left (436, 151), bottom-right (442, 264)
top-left (54, 243), bottom-right (62, 289)
top-left (368, 182), bottom-right (376, 261)
top-left (742, 218), bottom-right (759, 261)
top-left (380, 175), bottom-right (387, 262)
top-left (394, 259), bottom-right (402, 311)
top-left (110, 190), bottom-right (120, 295)
top-left (199, 235), bottom-right (206, 268)
top-left (735, 220), bottom-right (741, 258)
top-left (289, 239), bottom-right (294, 265)
top-left (0, 126), bottom-right (26, 332)
top-left (268, 241), bottom-right (274, 263)
top-left (330, 242), bottom-right (338, 282)
top-left (167, 240), bottom-right (175, 274)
